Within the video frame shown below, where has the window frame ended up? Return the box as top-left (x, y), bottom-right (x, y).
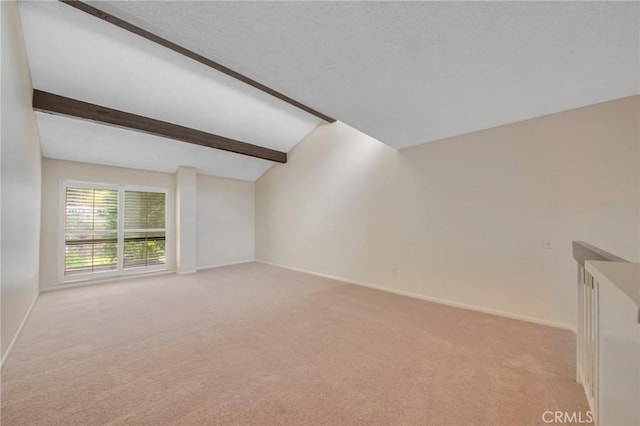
top-left (59, 180), bottom-right (170, 284)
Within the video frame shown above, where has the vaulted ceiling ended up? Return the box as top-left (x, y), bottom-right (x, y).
top-left (19, 1), bottom-right (322, 181)
top-left (19, 1), bottom-right (639, 180)
top-left (88, 1), bottom-right (639, 148)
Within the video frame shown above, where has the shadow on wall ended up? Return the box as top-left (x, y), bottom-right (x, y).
top-left (255, 97), bottom-right (640, 329)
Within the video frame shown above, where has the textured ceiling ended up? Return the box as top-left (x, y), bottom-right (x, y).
top-left (92, 1), bottom-right (640, 148)
top-left (18, 1), bottom-right (322, 181)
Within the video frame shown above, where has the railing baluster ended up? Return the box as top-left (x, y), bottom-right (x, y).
top-left (578, 267), bottom-right (597, 414)
top-left (577, 264), bottom-right (584, 383)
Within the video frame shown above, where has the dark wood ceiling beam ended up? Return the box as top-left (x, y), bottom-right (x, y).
top-left (59, 0), bottom-right (336, 124)
top-left (33, 90), bottom-right (287, 163)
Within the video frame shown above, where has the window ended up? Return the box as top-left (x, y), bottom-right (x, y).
top-left (64, 187), bottom-right (119, 276)
top-left (123, 191), bottom-right (166, 269)
top-left (63, 182), bottom-right (167, 282)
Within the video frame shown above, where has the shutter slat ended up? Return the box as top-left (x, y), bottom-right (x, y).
top-left (64, 187), bottom-right (166, 276)
top-left (64, 187), bottom-right (118, 276)
top-left (124, 191), bottom-right (165, 270)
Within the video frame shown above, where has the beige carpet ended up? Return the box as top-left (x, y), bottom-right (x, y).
top-left (1, 262), bottom-right (590, 425)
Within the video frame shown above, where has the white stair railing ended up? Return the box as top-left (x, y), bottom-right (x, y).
top-left (572, 241), bottom-right (639, 426)
top-left (576, 261), bottom-right (598, 411)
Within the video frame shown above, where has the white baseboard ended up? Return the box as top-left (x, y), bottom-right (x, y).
top-left (41, 270), bottom-right (175, 293)
top-left (41, 260), bottom-right (255, 291)
top-left (1, 291), bottom-right (39, 369)
top-left (197, 259), bottom-right (254, 271)
top-left (257, 260), bottom-right (575, 332)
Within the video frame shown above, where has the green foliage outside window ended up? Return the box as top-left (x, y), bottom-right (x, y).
top-left (64, 187), bottom-right (166, 275)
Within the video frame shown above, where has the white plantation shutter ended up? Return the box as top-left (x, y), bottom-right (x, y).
top-left (123, 191), bottom-right (166, 269)
top-left (63, 184), bottom-right (167, 280)
top-left (64, 187), bottom-right (119, 275)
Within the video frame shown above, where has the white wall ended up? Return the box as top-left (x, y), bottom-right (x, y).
top-left (40, 159), bottom-right (176, 289)
top-left (176, 166), bottom-right (197, 274)
top-left (197, 174), bottom-right (255, 269)
top-left (256, 96), bottom-right (640, 329)
top-left (1, 0), bottom-right (43, 361)
top-left (40, 159), bottom-right (256, 288)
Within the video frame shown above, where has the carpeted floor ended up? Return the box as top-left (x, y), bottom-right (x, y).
top-left (1, 262), bottom-right (590, 425)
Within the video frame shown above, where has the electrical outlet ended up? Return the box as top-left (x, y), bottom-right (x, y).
top-left (542, 239), bottom-right (553, 250)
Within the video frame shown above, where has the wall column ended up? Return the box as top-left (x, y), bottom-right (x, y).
top-left (175, 166), bottom-right (197, 274)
